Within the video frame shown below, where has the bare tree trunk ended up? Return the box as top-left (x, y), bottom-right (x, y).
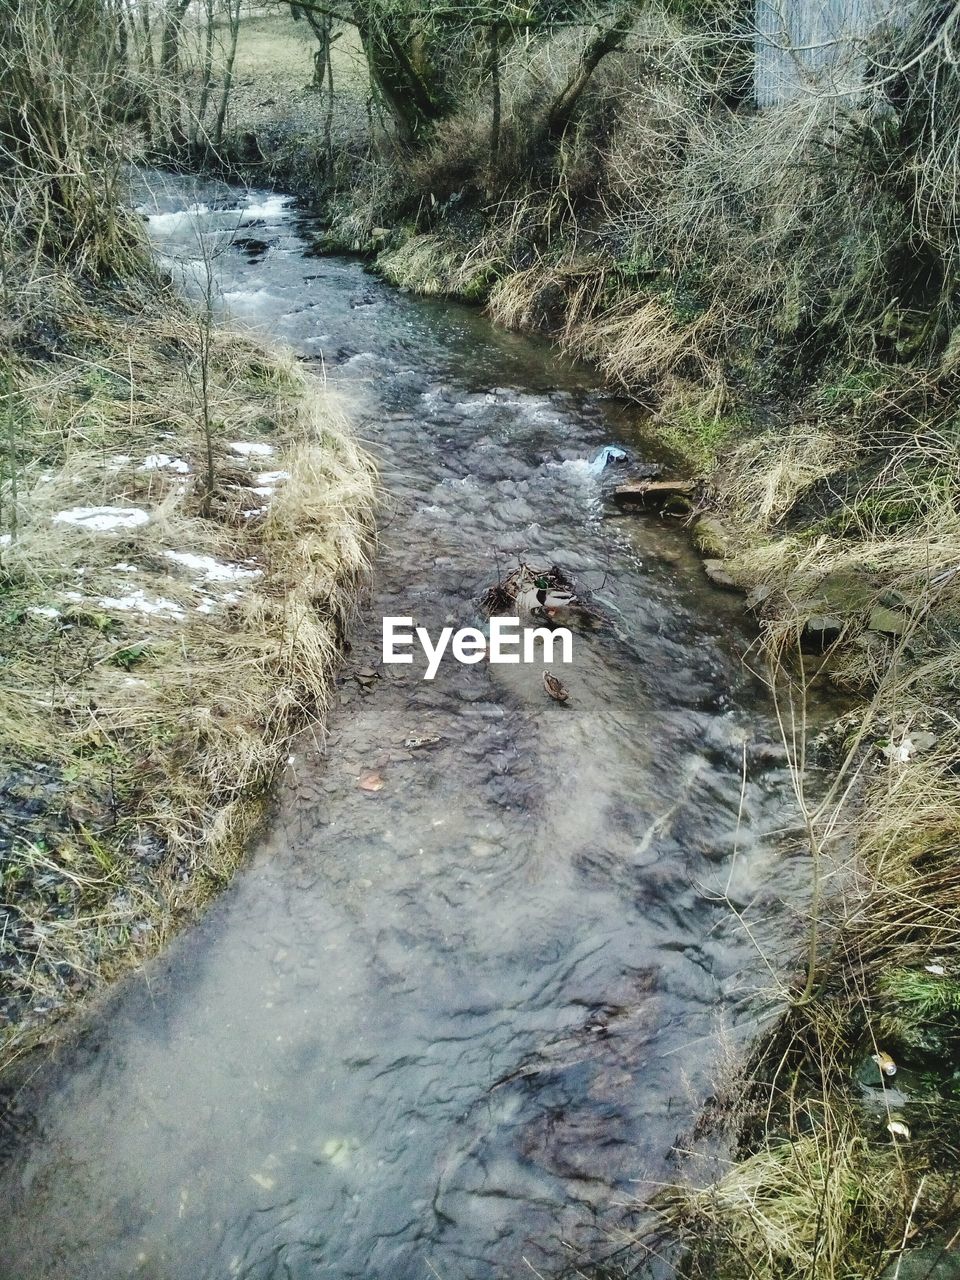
top-left (192, 0), bottom-right (217, 144)
top-left (488, 21), bottom-right (501, 169)
top-left (545, 4), bottom-right (635, 140)
top-left (323, 23), bottom-right (336, 173)
top-left (161, 0), bottom-right (191, 74)
top-left (212, 0), bottom-right (242, 146)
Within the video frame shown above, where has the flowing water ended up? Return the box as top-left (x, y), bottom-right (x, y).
top-left (0, 179), bottom-right (829, 1280)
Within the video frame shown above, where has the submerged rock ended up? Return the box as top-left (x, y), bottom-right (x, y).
top-left (802, 613), bottom-right (845, 651)
top-left (702, 559), bottom-right (741, 591)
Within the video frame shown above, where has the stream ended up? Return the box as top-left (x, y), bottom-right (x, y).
top-left (0, 177), bottom-right (829, 1280)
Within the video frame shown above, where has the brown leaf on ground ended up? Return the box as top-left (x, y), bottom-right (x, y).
top-left (358, 770), bottom-right (384, 793)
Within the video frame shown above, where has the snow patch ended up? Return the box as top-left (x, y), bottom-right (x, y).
top-left (163, 550), bottom-right (262, 583)
top-left (256, 470), bottom-right (290, 485)
top-left (141, 454), bottom-right (191, 474)
top-left (228, 441), bottom-right (274, 458)
top-left (98, 590), bottom-right (184, 617)
top-left (28, 606), bottom-right (60, 620)
top-left (53, 506), bottom-right (150, 532)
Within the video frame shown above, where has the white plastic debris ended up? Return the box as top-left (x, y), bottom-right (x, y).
top-left (882, 737), bottom-right (915, 764)
top-left (53, 507), bottom-right (150, 532)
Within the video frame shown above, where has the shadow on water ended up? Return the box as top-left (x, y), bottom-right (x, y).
top-left (0, 174), bottom-right (840, 1280)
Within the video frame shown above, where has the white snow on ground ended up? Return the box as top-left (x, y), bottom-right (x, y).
top-left (98, 589), bottom-right (184, 617)
top-left (141, 454), bottom-right (191, 474)
top-left (53, 507), bottom-right (150, 531)
top-left (256, 470), bottom-right (290, 485)
top-left (163, 550), bottom-right (262, 583)
top-left (0, 534), bottom-right (10, 547)
top-left (228, 441), bottom-right (275, 457)
top-left (112, 562), bottom-right (138, 573)
top-left (28, 606), bottom-right (60, 620)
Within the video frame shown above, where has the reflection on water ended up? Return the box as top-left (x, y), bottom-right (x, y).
top-left (0, 177), bottom-right (830, 1280)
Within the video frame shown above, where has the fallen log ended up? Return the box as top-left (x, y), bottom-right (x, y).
top-left (613, 477), bottom-right (696, 510)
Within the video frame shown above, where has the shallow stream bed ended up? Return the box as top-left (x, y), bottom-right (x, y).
top-left (0, 178), bottom-right (831, 1280)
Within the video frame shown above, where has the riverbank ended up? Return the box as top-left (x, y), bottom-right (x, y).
top-left (209, 11), bottom-right (960, 1276)
top-left (0, 258), bottom-right (377, 1074)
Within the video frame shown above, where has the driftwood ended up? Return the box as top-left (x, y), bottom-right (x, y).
top-left (613, 477), bottom-right (696, 509)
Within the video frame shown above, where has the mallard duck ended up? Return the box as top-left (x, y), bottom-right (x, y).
top-left (534, 574), bottom-right (579, 611)
top-left (543, 670), bottom-right (569, 703)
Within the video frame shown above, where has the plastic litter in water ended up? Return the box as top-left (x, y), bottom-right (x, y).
top-left (553, 445), bottom-right (628, 479)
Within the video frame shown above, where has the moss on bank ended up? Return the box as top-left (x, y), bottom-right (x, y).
top-left (0, 271), bottom-right (377, 1074)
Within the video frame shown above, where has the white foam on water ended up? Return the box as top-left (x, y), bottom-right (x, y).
top-left (239, 195), bottom-right (291, 222)
top-left (143, 204), bottom-right (211, 233)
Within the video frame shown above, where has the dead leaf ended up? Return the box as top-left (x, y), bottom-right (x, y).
top-left (358, 770), bottom-right (384, 793)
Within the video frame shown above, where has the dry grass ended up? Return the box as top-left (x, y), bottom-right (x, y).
top-left (0, 274), bottom-right (377, 1072)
